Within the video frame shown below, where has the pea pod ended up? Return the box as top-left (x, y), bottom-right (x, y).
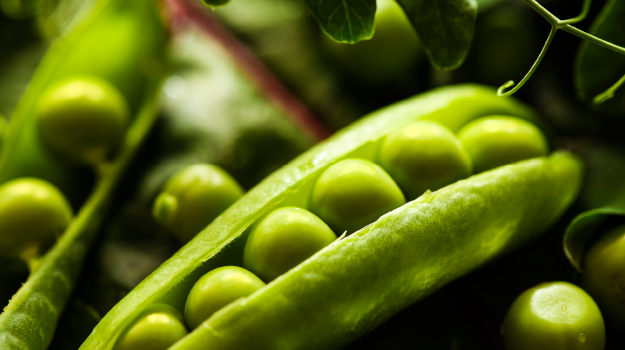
top-left (80, 85), bottom-right (582, 350)
top-left (0, 0), bottom-right (166, 348)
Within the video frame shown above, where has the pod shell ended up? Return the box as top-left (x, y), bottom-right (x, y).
top-left (80, 85), bottom-right (575, 350)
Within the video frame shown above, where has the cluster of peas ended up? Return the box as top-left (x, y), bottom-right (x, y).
top-left (113, 115), bottom-right (597, 350)
top-left (0, 76), bottom-right (129, 268)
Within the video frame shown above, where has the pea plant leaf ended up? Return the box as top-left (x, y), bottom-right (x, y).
top-left (300, 0), bottom-right (376, 43)
top-left (575, 0), bottom-right (625, 112)
top-left (563, 142), bottom-right (625, 272)
top-left (396, 0), bottom-right (477, 71)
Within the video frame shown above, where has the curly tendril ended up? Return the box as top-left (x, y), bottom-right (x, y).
top-left (498, 0), bottom-right (625, 103)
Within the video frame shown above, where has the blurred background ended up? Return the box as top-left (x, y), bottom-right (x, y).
top-left (2, 0), bottom-right (625, 348)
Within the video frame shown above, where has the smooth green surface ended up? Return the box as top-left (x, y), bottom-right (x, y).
top-left (37, 76), bottom-right (129, 165)
top-left (114, 304), bottom-right (187, 350)
top-left (153, 164), bottom-right (244, 244)
top-left (458, 116), bottom-right (548, 173)
top-left (79, 85), bottom-right (545, 350)
top-left (184, 266), bottom-right (265, 330)
top-left (582, 225), bottom-right (625, 330)
top-left (310, 158), bottom-right (405, 234)
top-left (0, 178), bottom-right (73, 260)
top-left (324, 0), bottom-right (421, 83)
top-left (172, 152), bottom-right (582, 350)
top-left (378, 121), bottom-right (472, 200)
top-left (396, 0), bottom-right (476, 71)
top-left (244, 207), bottom-right (336, 282)
top-left (0, 0), bottom-right (166, 349)
top-left (503, 281), bottom-right (605, 350)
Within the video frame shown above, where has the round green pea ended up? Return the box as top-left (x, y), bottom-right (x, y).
top-left (114, 304), bottom-right (188, 350)
top-left (0, 178), bottom-right (73, 260)
top-left (243, 206), bottom-right (336, 282)
top-left (324, 0), bottom-right (421, 84)
top-left (152, 164), bottom-right (244, 244)
top-left (458, 116), bottom-right (548, 173)
top-left (184, 266), bottom-right (265, 330)
top-left (37, 76), bottom-right (130, 165)
top-left (378, 121), bottom-right (472, 199)
top-left (582, 224), bottom-right (625, 330)
top-left (309, 158), bottom-right (406, 234)
top-left (502, 281), bottom-right (605, 350)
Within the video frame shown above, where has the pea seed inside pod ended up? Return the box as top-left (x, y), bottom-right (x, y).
top-left (37, 76), bottom-right (130, 165)
top-left (309, 158), bottom-right (406, 234)
top-left (0, 178), bottom-right (73, 261)
top-left (502, 281), bottom-right (605, 350)
top-left (582, 224), bottom-right (625, 330)
top-left (458, 116), bottom-right (548, 173)
top-left (243, 206), bottom-right (337, 282)
top-left (184, 266), bottom-right (265, 330)
top-left (114, 304), bottom-right (188, 350)
top-left (152, 164), bottom-right (244, 244)
top-left (378, 121), bottom-right (472, 200)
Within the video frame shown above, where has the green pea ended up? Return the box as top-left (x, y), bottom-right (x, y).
top-left (458, 116), bottom-right (548, 173)
top-left (153, 164), bottom-right (244, 244)
top-left (378, 121), bottom-right (472, 199)
top-left (243, 206), bottom-right (336, 282)
top-left (324, 0), bottom-right (421, 84)
top-left (582, 224), bottom-right (625, 330)
top-left (310, 158), bottom-right (405, 234)
top-left (502, 281), bottom-right (605, 350)
top-left (0, 178), bottom-right (73, 260)
top-left (114, 304), bottom-right (188, 350)
top-left (184, 266), bottom-right (265, 330)
top-left (37, 76), bottom-right (130, 165)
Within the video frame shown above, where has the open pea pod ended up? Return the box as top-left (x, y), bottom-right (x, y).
top-left (0, 0), bottom-right (165, 198)
top-left (80, 84), bottom-right (583, 350)
top-left (0, 0), bottom-right (166, 349)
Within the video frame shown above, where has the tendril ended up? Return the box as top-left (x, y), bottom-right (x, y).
top-left (498, 0), bottom-right (625, 102)
top-left (594, 72), bottom-right (625, 104)
top-left (497, 26), bottom-right (558, 98)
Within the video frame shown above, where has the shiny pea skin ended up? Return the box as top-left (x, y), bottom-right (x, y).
top-left (37, 76), bottom-right (130, 165)
top-left (502, 281), bottom-right (605, 350)
top-left (243, 206), bottom-right (336, 282)
top-left (0, 178), bottom-right (73, 260)
top-left (458, 116), bottom-right (548, 173)
top-left (184, 266), bottom-right (265, 330)
top-left (310, 158), bottom-right (405, 234)
top-left (378, 121), bottom-right (472, 199)
top-left (114, 304), bottom-right (188, 350)
top-left (582, 224), bottom-right (625, 330)
top-left (153, 164), bottom-right (244, 244)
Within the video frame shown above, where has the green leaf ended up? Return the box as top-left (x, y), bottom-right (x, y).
top-left (575, 0), bottom-right (625, 113)
top-left (300, 0), bottom-right (376, 43)
top-left (397, 0), bottom-right (477, 71)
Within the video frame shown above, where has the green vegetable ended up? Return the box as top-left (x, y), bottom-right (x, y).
top-left (310, 158), bottom-right (405, 234)
top-left (184, 266), bottom-right (265, 330)
top-left (502, 281), bottom-right (605, 350)
top-left (378, 121), bottom-right (472, 200)
top-left (152, 164), bottom-right (245, 244)
top-left (0, 178), bottom-right (73, 261)
top-left (114, 304), bottom-right (188, 350)
top-left (582, 224), bottom-right (625, 330)
top-left (79, 85), bottom-right (581, 350)
top-left (0, 0), bottom-right (166, 348)
top-left (37, 76), bottom-right (130, 165)
top-left (458, 116), bottom-right (548, 173)
top-left (243, 206), bottom-right (336, 281)
top-left (323, 0), bottom-right (421, 84)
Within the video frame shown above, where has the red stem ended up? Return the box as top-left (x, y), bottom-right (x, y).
top-left (164, 0), bottom-right (332, 141)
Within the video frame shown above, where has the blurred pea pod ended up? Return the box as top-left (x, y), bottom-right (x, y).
top-left (79, 85), bottom-right (583, 350)
top-left (0, 0), bottom-right (166, 349)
